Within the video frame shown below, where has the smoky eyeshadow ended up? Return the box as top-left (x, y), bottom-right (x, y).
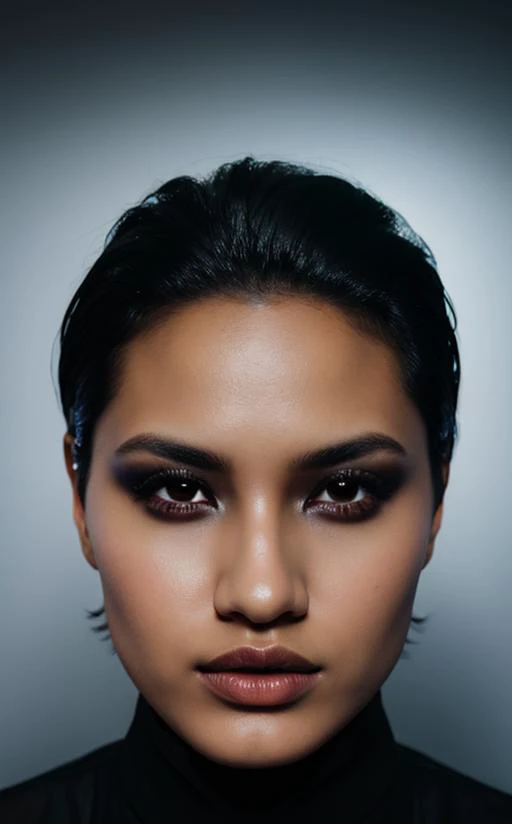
top-left (110, 456), bottom-right (412, 502)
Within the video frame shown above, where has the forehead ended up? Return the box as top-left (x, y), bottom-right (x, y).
top-left (98, 296), bottom-right (426, 457)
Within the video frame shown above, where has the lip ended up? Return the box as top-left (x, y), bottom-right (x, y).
top-left (197, 670), bottom-right (321, 706)
top-left (198, 645), bottom-right (321, 673)
top-left (196, 645), bottom-right (322, 707)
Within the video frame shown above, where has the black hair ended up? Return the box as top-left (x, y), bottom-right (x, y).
top-left (55, 156), bottom-right (460, 652)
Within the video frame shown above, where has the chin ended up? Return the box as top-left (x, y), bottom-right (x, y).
top-left (197, 740), bottom-right (317, 770)
top-left (183, 712), bottom-right (332, 770)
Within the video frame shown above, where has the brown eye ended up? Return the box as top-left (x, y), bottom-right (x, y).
top-left (154, 479), bottom-right (209, 504)
top-left (318, 477), bottom-right (363, 504)
top-left (127, 467), bottom-right (217, 520)
top-left (305, 468), bottom-right (391, 522)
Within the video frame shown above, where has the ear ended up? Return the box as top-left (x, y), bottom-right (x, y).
top-left (422, 462), bottom-right (450, 570)
top-left (63, 433), bottom-right (98, 570)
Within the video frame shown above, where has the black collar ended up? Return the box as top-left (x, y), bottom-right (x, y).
top-left (116, 690), bottom-right (400, 821)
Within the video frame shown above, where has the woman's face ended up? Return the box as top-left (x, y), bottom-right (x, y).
top-left (65, 295), bottom-right (447, 768)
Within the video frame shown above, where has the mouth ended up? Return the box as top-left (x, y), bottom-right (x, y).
top-left (197, 644), bottom-right (321, 674)
top-left (209, 666), bottom-right (304, 673)
top-left (196, 645), bottom-right (323, 706)
top-left (197, 669), bottom-right (322, 706)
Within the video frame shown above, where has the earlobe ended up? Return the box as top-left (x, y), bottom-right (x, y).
top-left (423, 500), bottom-right (443, 569)
top-left (76, 520), bottom-right (98, 571)
top-left (423, 462), bottom-right (451, 570)
top-left (63, 433), bottom-right (98, 571)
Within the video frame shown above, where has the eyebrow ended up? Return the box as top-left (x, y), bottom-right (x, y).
top-left (114, 432), bottom-right (407, 472)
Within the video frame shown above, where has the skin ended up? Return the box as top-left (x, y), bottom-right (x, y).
top-left (63, 295), bottom-right (449, 769)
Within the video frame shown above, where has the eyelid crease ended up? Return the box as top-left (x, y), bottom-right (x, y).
top-left (131, 465), bottom-right (199, 491)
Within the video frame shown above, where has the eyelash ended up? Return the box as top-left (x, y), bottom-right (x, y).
top-left (128, 466), bottom-right (401, 523)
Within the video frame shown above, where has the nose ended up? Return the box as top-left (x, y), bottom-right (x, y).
top-left (213, 497), bottom-right (309, 626)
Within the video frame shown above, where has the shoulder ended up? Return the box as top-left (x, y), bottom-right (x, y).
top-left (0, 740), bottom-right (122, 824)
top-left (395, 742), bottom-right (512, 823)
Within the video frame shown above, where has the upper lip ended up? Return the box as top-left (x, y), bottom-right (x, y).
top-left (198, 645), bottom-right (321, 673)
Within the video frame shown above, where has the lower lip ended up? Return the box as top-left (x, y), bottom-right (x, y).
top-left (197, 670), bottom-right (321, 706)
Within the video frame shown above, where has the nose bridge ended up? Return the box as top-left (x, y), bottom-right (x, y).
top-left (213, 490), bottom-right (308, 624)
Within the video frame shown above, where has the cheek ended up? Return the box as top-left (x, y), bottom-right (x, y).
top-left (85, 488), bottom-right (214, 661)
top-left (310, 494), bottom-right (432, 650)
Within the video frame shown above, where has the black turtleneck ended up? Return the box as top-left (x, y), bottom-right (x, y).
top-left (114, 689), bottom-right (399, 822)
top-left (1, 689), bottom-right (512, 822)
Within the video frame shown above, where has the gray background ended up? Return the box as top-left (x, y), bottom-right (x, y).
top-left (1, 0), bottom-right (511, 794)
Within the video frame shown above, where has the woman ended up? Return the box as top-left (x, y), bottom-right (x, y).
top-left (1, 157), bottom-right (510, 822)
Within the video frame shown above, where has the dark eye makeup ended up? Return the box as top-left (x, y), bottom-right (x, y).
top-left (113, 462), bottom-right (407, 524)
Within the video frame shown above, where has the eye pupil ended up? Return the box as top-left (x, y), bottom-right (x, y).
top-left (167, 480), bottom-right (198, 502)
top-left (326, 478), bottom-right (359, 502)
